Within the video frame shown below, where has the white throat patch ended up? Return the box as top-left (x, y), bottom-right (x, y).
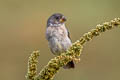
top-left (49, 23), bottom-right (63, 27)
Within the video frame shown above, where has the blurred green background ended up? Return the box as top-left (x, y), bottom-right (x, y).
top-left (0, 0), bottom-right (120, 80)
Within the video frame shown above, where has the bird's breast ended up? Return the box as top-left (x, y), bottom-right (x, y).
top-left (55, 25), bottom-right (68, 38)
top-left (46, 25), bottom-right (72, 55)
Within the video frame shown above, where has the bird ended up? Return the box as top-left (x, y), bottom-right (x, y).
top-left (46, 13), bottom-right (74, 69)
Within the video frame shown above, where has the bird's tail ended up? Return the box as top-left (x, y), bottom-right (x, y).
top-left (63, 60), bottom-right (75, 69)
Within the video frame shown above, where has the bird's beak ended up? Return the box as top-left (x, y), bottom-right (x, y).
top-left (59, 16), bottom-right (66, 23)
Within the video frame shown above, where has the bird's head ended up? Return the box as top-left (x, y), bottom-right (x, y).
top-left (47, 13), bottom-right (67, 27)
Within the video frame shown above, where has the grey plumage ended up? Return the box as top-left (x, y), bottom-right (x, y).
top-left (46, 13), bottom-right (75, 69)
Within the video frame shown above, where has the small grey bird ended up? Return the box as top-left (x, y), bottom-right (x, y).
top-left (46, 13), bottom-right (74, 69)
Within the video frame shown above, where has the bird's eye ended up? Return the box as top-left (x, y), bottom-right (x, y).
top-left (56, 16), bottom-right (60, 20)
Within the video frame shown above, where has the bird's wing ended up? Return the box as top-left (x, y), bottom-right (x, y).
top-left (66, 27), bottom-right (72, 41)
top-left (67, 30), bottom-right (71, 40)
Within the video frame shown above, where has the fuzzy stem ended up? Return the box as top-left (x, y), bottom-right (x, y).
top-left (26, 51), bottom-right (40, 80)
top-left (26, 18), bottom-right (120, 80)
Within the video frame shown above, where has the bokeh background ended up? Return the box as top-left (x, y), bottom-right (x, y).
top-left (0, 0), bottom-right (120, 80)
